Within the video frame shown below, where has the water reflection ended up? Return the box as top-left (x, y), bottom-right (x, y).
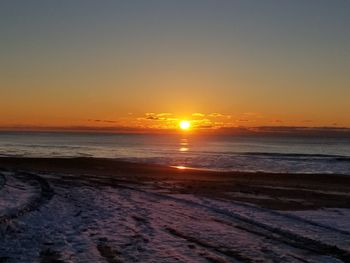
top-left (175, 165), bottom-right (187, 170)
top-left (176, 137), bottom-right (190, 169)
top-left (179, 138), bottom-right (189, 153)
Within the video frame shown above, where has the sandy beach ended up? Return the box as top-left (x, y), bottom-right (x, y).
top-left (0, 157), bottom-right (349, 262)
top-left (2, 0), bottom-right (350, 262)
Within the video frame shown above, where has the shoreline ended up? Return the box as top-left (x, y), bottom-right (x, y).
top-left (1, 156), bottom-right (350, 211)
top-left (1, 156), bottom-right (350, 176)
top-left (0, 154), bottom-right (349, 175)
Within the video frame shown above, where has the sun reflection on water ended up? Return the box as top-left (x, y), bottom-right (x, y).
top-left (175, 165), bottom-right (187, 170)
top-left (179, 138), bottom-right (189, 153)
top-left (175, 137), bottom-right (190, 169)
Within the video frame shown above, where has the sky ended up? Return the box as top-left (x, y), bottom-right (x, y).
top-left (1, 0), bottom-right (350, 131)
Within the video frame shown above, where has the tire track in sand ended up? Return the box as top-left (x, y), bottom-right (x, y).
top-left (0, 171), bottom-right (54, 225)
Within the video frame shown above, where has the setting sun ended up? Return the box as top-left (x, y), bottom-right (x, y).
top-left (179, 120), bottom-right (191, 130)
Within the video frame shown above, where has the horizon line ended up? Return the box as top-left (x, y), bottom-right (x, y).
top-left (1, 125), bottom-right (350, 136)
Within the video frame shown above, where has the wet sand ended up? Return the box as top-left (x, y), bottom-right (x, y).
top-left (1, 157), bottom-right (350, 211)
top-left (0, 157), bottom-right (350, 262)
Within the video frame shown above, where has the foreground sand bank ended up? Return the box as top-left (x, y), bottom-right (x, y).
top-left (0, 157), bottom-right (350, 262)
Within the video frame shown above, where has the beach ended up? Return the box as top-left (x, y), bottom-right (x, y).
top-left (2, 1), bottom-right (350, 262)
top-left (0, 157), bottom-right (349, 262)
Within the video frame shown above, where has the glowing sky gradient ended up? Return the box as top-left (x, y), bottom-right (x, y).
top-left (1, 1), bottom-right (350, 130)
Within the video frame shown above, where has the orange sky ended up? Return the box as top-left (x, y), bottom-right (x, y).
top-left (1, 1), bottom-right (350, 130)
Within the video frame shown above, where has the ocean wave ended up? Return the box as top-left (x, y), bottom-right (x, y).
top-left (1, 133), bottom-right (349, 175)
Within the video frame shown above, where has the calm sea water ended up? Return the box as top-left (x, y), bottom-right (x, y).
top-left (0, 132), bottom-right (350, 175)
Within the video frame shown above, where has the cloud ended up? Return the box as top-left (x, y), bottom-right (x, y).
top-left (145, 114), bottom-right (159, 120)
top-left (135, 112), bottom-right (236, 130)
top-left (88, 119), bottom-right (118, 124)
top-left (140, 113), bottom-right (178, 123)
top-left (156, 113), bottom-right (173, 117)
top-left (208, 113), bottom-right (223, 118)
top-left (196, 124), bottom-right (214, 128)
top-left (207, 113), bottom-right (232, 119)
top-left (192, 113), bottom-right (205, 117)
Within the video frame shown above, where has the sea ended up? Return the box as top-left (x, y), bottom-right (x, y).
top-left (0, 131), bottom-right (350, 175)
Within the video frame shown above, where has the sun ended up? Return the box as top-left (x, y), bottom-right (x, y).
top-left (179, 120), bottom-right (191, 130)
